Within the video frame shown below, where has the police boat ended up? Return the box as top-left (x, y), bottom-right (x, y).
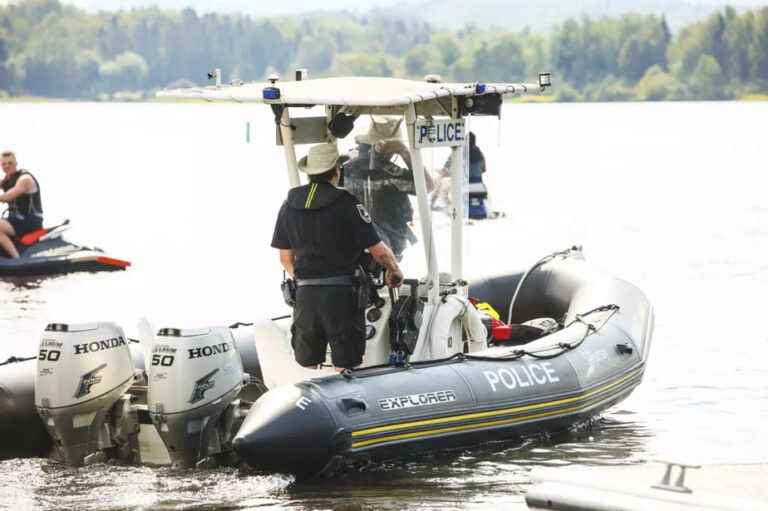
top-left (0, 72), bottom-right (653, 477)
top-left (0, 219), bottom-right (130, 277)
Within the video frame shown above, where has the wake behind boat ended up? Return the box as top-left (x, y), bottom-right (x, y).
top-left (0, 219), bottom-right (130, 277)
top-left (0, 72), bottom-right (653, 478)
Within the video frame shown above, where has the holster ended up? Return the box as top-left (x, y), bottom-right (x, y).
top-left (354, 267), bottom-right (371, 310)
top-left (281, 277), bottom-right (296, 307)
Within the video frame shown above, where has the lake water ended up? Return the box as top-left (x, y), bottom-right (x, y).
top-left (1, 101), bottom-right (767, 510)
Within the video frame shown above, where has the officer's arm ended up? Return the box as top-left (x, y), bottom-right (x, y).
top-left (279, 249), bottom-right (295, 278)
top-left (368, 242), bottom-right (403, 288)
top-left (0, 175), bottom-right (33, 203)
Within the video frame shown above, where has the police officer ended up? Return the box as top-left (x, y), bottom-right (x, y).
top-left (0, 150), bottom-right (44, 258)
top-left (271, 142), bottom-right (404, 371)
top-left (344, 116), bottom-right (433, 260)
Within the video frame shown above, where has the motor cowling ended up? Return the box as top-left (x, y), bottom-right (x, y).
top-left (34, 322), bottom-right (140, 466)
top-left (147, 326), bottom-right (247, 468)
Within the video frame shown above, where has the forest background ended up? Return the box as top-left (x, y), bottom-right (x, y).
top-left (0, 0), bottom-right (766, 101)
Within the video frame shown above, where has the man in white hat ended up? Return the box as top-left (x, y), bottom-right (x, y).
top-left (344, 116), bottom-right (433, 260)
top-left (271, 142), bottom-right (403, 371)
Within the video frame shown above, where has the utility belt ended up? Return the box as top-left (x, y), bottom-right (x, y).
top-left (295, 276), bottom-right (355, 287)
top-left (281, 270), bottom-right (372, 310)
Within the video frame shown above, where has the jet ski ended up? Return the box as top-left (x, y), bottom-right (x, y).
top-left (0, 220), bottom-right (130, 277)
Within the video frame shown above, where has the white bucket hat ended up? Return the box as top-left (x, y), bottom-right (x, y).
top-left (355, 116), bottom-right (403, 146)
top-left (297, 143), bottom-right (340, 175)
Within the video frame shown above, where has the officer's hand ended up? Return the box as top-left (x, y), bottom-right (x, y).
top-left (376, 140), bottom-right (407, 155)
top-left (386, 268), bottom-right (404, 288)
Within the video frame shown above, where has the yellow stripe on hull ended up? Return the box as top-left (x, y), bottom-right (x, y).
top-left (351, 367), bottom-right (643, 448)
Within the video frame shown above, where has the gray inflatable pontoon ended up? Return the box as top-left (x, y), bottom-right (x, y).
top-left (0, 252), bottom-right (653, 478)
top-left (232, 252), bottom-right (654, 477)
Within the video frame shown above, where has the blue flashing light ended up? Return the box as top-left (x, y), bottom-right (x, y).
top-left (475, 83), bottom-right (486, 94)
top-left (263, 87), bottom-right (281, 100)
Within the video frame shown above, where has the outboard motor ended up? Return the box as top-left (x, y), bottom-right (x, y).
top-left (147, 326), bottom-right (248, 468)
top-left (34, 322), bottom-right (142, 466)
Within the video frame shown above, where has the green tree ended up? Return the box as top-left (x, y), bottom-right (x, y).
top-left (431, 32), bottom-right (461, 68)
top-left (295, 35), bottom-right (336, 73)
top-left (331, 52), bottom-right (393, 77)
top-left (404, 45), bottom-right (441, 77)
top-left (635, 65), bottom-right (685, 100)
top-left (750, 8), bottom-right (768, 83)
top-left (689, 54), bottom-right (728, 99)
top-left (471, 35), bottom-right (526, 82)
top-left (99, 51), bottom-right (148, 92)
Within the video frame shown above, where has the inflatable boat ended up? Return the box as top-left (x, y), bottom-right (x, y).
top-left (0, 220), bottom-right (130, 277)
top-left (0, 73), bottom-right (652, 477)
top-left (233, 249), bottom-right (653, 477)
top-left (0, 248), bottom-right (652, 474)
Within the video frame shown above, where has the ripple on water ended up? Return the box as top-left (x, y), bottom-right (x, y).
top-left (0, 459), bottom-right (293, 511)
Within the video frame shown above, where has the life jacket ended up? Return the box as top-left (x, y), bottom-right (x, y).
top-left (284, 182), bottom-right (364, 278)
top-left (468, 148), bottom-right (485, 183)
top-left (1, 170), bottom-right (43, 218)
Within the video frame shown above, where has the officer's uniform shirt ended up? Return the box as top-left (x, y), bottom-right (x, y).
top-left (271, 181), bottom-right (381, 279)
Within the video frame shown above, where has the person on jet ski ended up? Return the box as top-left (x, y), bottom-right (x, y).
top-left (344, 116), bottom-right (434, 260)
top-left (0, 151), bottom-right (43, 258)
top-left (272, 142), bottom-right (404, 371)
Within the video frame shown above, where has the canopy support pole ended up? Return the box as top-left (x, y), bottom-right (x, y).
top-left (405, 105), bottom-right (439, 306)
top-left (280, 108), bottom-right (300, 188)
top-left (449, 121), bottom-right (465, 290)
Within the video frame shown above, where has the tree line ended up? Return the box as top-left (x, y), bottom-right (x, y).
top-left (0, 0), bottom-right (766, 101)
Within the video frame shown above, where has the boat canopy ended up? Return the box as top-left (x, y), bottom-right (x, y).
top-left (157, 75), bottom-right (550, 114)
top-left (156, 71), bottom-right (552, 316)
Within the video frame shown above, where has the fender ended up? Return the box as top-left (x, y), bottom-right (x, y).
top-left (427, 296), bottom-right (487, 359)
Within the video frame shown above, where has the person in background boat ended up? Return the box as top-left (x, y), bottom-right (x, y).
top-left (0, 151), bottom-right (44, 258)
top-left (344, 116), bottom-right (434, 260)
top-left (272, 142), bottom-right (404, 371)
top-left (431, 132), bottom-right (488, 219)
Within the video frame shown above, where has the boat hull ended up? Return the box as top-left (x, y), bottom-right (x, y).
top-left (0, 358), bottom-right (52, 460)
top-left (233, 325), bottom-right (645, 477)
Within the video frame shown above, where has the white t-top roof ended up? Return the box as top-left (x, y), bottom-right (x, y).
top-left (157, 76), bottom-right (543, 107)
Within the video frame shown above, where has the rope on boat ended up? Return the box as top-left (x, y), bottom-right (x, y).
top-left (228, 316), bottom-right (290, 329)
top-left (345, 303), bottom-right (621, 376)
top-left (507, 246), bottom-right (582, 324)
top-left (0, 355), bottom-right (36, 367)
top-left (516, 303), bottom-right (621, 360)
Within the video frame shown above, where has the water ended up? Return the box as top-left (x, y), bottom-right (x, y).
top-left (1, 101), bottom-right (767, 509)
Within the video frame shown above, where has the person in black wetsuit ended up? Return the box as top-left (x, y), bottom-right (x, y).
top-left (0, 151), bottom-right (44, 258)
top-left (271, 142), bottom-right (403, 371)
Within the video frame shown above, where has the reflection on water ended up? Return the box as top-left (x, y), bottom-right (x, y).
top-left (1, 101), bottom-right (767, 510)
